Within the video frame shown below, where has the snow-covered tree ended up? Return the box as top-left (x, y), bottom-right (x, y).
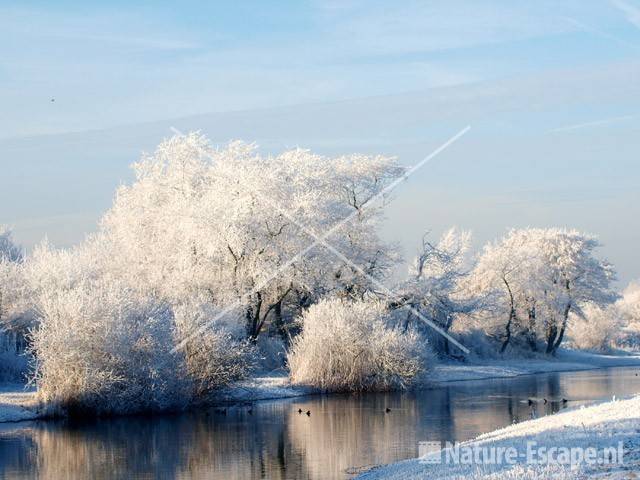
top-left (534, 228), bottom-right (617, 353)
top-left (618, 281), bottom-right (640, 327)
top-left (0, 226), bottom-right (27, 328)
top-left (0, 227), bottom-right (31, 380)
top-left (464, 228), bottom-right (538, 353)
top-left (100, 133), bottom-right (403, 341)
top-left (396, 228), bottom-right (474, 355)
top-left (568, 303), bottom-right (620, 352)
top-left (0, 226), bottom-right (22, 263)
top-left (466, 228), bottom-right (616, 355)
top-left (615, 281), bottom-right (640, 350)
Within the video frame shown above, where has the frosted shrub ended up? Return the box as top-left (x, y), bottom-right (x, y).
top-left (287, 298), bottom-right (430, 392)
top-left (30, 281), bottom-right (187, 415)
top-left (173, 301), bottom-right (257, 399)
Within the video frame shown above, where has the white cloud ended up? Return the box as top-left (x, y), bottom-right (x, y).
top-left (551, 114), bottom-right (638, 132)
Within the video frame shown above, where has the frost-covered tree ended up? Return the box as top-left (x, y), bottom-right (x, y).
top-left (396, 228), bottom-right (474, 355)
top-left (464, 228), bottom-right (539, 353)
top-left (287, 298), bottom-right (431, 391)
top-left (615, 281), bottom-right (640, 350)
top-left (568, 303), bottom-right (620, 352)
top-left (23, 238), bottom-right (107, 301)
top-left (100, 134), bottom-right (403, 340)
top-left (16, 134), bottom-right (413, 409)
top-left (466, 228), bottom-right (616, 355)
top-left (0, 227), bottom-right (30, 380)
top-left (534, 228), bottom-right (616, 353)
top-left (0, 226), bottom-right (22, 263)
top-left (618, 281), bottom-right (640, 326)
top-left (563, 280), bottom-right (640, 353)
top-left (0, 226), bottom-right (27, 329)
top-left (0, 260), bottom-right (27, 329)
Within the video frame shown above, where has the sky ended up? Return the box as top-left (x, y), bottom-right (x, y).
top-left (1, 0), bottom-right (639, 284)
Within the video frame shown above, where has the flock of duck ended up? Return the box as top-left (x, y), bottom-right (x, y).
top-left (208, 405), bottom-right (394, 418)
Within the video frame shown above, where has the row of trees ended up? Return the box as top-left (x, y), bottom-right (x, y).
top-left (0, 133), bottom-right (634, 411)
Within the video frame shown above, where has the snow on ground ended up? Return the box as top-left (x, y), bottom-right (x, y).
top-left (358, 395), bottom-right (640, 479)
top-left (0, 383), bottom-right (38, 422)
top-left (211, 371), bottom-right (317, 403)
top-left (430, 350), bottom-right (640, 384)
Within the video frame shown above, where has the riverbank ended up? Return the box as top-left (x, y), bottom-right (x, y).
top-left (0, 374), bottom-right (317, 423)
top-left (430, 350), bottom-right (640, 384)
top-left (357, 394), bottom-right (640, 479)
top-left (0, 383), bottom-right (38, 422)
top-left (2, 351), bottom-right (639, 423)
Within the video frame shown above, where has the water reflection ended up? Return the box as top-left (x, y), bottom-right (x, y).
top-left (1, 367), bottom-right (639, 480)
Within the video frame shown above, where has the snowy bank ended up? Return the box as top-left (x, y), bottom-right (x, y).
top-left (430, 350), bottom-right (640, 384)
top-left (0, 384), bottom-right (38, 422)
top-left (0, 374), bottom-right (314, 422)
top-left (358, 395), bottom-right (640, 479)
top-left (210, 373), bottom-right (317, 403)
top-left (208, 351), bottom-right (640, 404)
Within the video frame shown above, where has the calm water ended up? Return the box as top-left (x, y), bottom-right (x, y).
top-left (1, 367), bottom-right (640, 480)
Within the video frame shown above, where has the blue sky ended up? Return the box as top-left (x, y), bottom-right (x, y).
top-left (1, 1), bottom-right (640, 284)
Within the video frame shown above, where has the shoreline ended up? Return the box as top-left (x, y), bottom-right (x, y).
top-left (429, 350), bottom-right (640, 386)
top-left (2, 351), bottom-right (639, 423)
top-left (357, 394), bottom-right (640, 479)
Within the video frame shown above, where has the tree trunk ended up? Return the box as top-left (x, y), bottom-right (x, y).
top-left (251, 286), bottom-right (293, 342)
top-left (500, 306), bottom-right (516, 353)
top-left (272, 299), bottom-right (288, 344)
top-left (546, 324), bottom-right (557, 354)
top-left (246, 292), bottom-right (263, 341)
top-left (551, 302), bottom-right (571, 354)
top-left (442, 313), bottom-right (454, 356)
top-left (500, 278), bottom-right (516, 353)
top-left (526, 305), bottom-right (537, 351)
